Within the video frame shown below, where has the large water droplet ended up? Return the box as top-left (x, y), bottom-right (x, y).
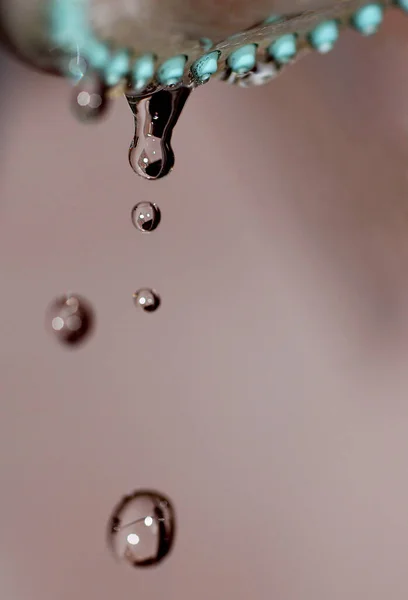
top-left (133, 289), bottom-right (161, 312)
top-left (47, 294), bottom-right (94, 346)
top-left (127, 86), bottom-right (192, 180)
top-left (108, 490), bottom-right (175, 568)
top-left (72, 73), bottom-right (110, 122)
top-left (131, 202), bottom-right (161, 233)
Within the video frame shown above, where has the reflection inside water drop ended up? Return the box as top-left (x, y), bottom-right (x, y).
top-left (133, 289), bottom-right (161, 312)
top-left (108, 490), bottom-right (175, 567)
top-left (72, 72), bottom-right (110, 122)
top-left (47, 294), bottom-right (94, 346)
top-left (127, 86), bottom-right (192, 181)
top-left (131, 202), bottom-right (161, 232)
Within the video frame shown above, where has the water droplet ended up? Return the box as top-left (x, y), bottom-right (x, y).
top-left (47, 294), bottom-right (94, 346)
top-left (131, 202), bottom-right (161, 233)
top-left (127, 86), bottom-right (192, 180)
top-left (72, 73), bottom-right (110, 122)
top-left (108, 490), bottom-right (175, 568)
top-left (133, 289), bottom-right (161, 312)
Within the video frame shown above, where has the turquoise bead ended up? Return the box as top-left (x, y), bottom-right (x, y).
top-left (49, 0), bottom-right (88, 51)
top-left (264, 14), bottom-right (282, 24)
top-left (227, 44), bottom-right (257, 74)
top-left (157, 55), bottom-right (187, 85)
top-left (268, 34), bottom-right (297, 64)
top-left (308, 20), bottom-right (339, 53)
top-left (84, 37), bottom-right (110, 70)
top-left (105, 50), bottom-right (130, 86)
top-left (395, 0), bottom-right (408, 11)
top-left (191, 51), bottom-right (220, 82)
top-left (132, 54), bottom-right (155, 90)
top-left (351, 3), bottom-right (383, 35)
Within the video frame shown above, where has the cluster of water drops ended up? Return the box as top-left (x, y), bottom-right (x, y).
top-left (46, 120), bottom-right (174, 567)
top-left (47, 200), bottom-right (162, 345)
top-left (45, 186), bottom-right (174, 568)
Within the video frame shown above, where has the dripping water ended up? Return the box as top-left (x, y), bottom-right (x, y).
top-left (126, 86), bottom-right (192, 181)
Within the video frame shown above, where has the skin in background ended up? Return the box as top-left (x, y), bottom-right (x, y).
top-left (0, 0), bottom-right (350, 73)
top-left (3, 13), bottom-right (408, 600)
top-left (4, 0), bottom-right (408, 599)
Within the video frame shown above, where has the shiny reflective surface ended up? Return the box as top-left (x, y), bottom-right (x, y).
top-left (133, 289), bottom-right (161, 312)
top-left (131, 202), bottom-right (161, 233)
top-left (47, 294), bottom-right (94, 346)
top-left (108, 490), bottom-right (175, 568)
top-left (127, 86), bottom-right (192, 180)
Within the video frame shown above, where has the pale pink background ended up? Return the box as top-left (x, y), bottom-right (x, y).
top-left (2, 12), bottom-right (408, 600)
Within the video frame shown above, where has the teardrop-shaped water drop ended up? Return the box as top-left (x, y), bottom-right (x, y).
top-left (108, 489), bottom-right (176, 568)
top-left (127, 86), bottom-right (192, 181)
top-left (72, 72), bottom-right (110, 122)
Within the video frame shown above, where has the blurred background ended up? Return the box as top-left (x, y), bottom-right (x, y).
top-left (2, 11), bottom-right (408, 600)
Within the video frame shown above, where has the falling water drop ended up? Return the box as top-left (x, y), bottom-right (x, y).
top-left (108, 490), bottom-right (176, 568)
top-left (72, 73), bottom-right (110, 122)
top-left (47, 294), bottom-right (94, 346)
top-left (131, 202), bottom-right (161, 233)
top-left (127, 86), bottom-right (192, 180)
top-left (133, 289), bottom-right (161, 312)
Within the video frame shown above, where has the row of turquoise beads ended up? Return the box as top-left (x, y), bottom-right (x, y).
top-left (51, 0), bottom-right (390, 89)
top-left (186, 0), bottom-right (386, 82)
top-left (308, 3), bottom-right (384, 53)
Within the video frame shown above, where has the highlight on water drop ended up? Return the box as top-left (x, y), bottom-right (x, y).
top-left (47, 293), bottom-right (94, 346)
top-left (131, 202), bottom-right (161, 233)
top-left (107, 490), bottom-right (176, 568)
top-left (133, 289), bottom-right (161, 312)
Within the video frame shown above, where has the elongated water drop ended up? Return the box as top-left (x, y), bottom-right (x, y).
top-left (127, 87), bottom-right (192, 181)
top-left (108, 490), bottom-right (176, 568)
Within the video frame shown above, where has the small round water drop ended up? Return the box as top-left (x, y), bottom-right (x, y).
top-left (133, 289), bottom-right (161, 312)
top-left (72, 73), bottom-right (110, 122)
top-left (108, 490), bottom-right (176, 568)
top-left (131, 202), bottom-right (161, 233)
top-left (47, 294), bottom-right (94, 346)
